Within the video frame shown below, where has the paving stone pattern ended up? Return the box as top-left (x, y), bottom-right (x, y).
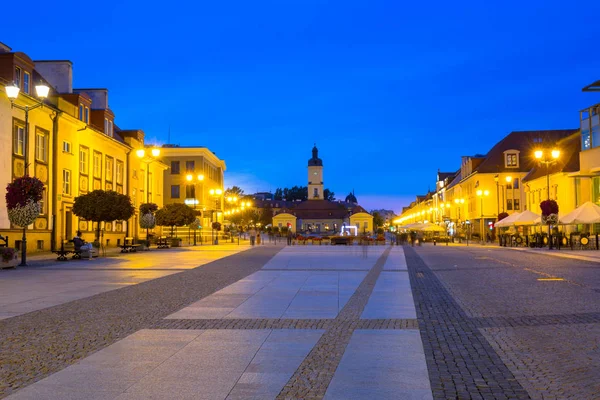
top-left (275, 247), bottom-right (393, 399)
top-left (154, 318), bottom-right (418, 330)
top-left (404, 246), bottom-right (531, 400)
top-left (0, 247), bottom-right (281, 398)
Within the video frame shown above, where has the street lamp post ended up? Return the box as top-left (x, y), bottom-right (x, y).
top-left (476, 189), bottom-right (490, 243)
top-left (454, 198), bottom-right (464, 240)
top-left (136, 148), bottom-right (161, 240)
top-left (186, 173), bottom-right (204, 245)
top-left (5, 82), bottom-right (50, 266)
top-left (535, 148), bottom-right (560, 249)
top-left (209, 188), bottom-right (223, 244)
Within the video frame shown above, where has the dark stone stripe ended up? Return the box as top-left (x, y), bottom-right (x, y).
top-left (0, 247), bottom-right (282, 398)
top-left (276, 247), bottom-right (392, 400)
top-left (153, 318), bottom-right (419, 330)
top-left (404, 246), bottom-right (531, 400)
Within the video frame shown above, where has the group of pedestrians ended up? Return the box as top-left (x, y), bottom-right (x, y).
top-left (247, 228), bottom-right (295, 246)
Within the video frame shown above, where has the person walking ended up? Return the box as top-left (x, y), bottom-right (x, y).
top-left (249, 228), bottom-right (257, 246)
top-left (287, 229), bottom-right (293, 245)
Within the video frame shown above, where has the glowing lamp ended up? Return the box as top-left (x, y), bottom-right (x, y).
top-left (136, 149), bottom-right (145, 158)
top-left (35, 83), bottom-right (50, 99)
top-left (5, 83), bottom-right (19, 99)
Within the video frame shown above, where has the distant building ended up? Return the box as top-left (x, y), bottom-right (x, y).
top-left (157, 145), bottom-right (226, 230)
top-left (272, 146), bottom-right (373, 234)
top-left (252, 192), bottom-right (274, 201)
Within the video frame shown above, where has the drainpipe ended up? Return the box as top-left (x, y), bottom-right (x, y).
top-left (125, 147), bottom-right (131, 237)
top-left (50, 110), bottom-right (62, 252)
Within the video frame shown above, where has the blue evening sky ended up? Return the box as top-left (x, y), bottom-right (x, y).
top-left (4, 0), bottom-right (600, 212)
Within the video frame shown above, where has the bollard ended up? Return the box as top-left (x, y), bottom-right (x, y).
top-left (433, 238), bottom-right (436, 246)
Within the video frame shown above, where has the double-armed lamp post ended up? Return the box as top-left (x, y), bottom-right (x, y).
top-left (535, 148), bottom-right (560, 247)
top-left (476, 189), bottom-right (490, 243)
top-left (186, 173), bottom-right (204, 245)
top-left (136, 148), bottom-right (161, 241)
top-left (5, 81), bottom-right (50, 266)
top-left (209, 188), bottom-right (223, 244)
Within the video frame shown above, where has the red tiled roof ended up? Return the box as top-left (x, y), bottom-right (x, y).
top-left (473, 129), bottom-right (578, 174)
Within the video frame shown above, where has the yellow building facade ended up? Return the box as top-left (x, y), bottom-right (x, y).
top-left (0, 47), bottom-right (166, 251)
top-left (158, 146), bottom-right (226, 235)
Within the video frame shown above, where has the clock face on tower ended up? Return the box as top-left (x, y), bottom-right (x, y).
top-left (313, 172), bottom-right (318, 175)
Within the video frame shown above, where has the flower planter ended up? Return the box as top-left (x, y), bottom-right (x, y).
top-left (1, 255), bottom-right (18, 269)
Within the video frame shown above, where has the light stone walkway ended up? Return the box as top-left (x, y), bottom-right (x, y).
top-left (0, 245), bottom-right (250, 320)
top-left (6, 245), bottom-right (433, 400)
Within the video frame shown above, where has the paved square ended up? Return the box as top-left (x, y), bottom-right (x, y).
top-left (2, 245), bottom-right (430, 399)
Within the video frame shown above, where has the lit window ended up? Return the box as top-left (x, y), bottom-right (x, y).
top-left (13, 124), bottom-right (24, 156)
top-left (79, 147), bottom-right (88, 174)
top-left (514, 199), bottom-right (520, 210)
top-left (23, 72), bottom-right (30, 94)
top-left (35, 130), bottom-right (48, 163)
top-left (506, 153), bottom-right (518, 167)
top-left (63, 170), bottom-right (71, 195)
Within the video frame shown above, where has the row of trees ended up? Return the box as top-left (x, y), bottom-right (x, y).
top-left (72, 190), bottom-right (206, 242)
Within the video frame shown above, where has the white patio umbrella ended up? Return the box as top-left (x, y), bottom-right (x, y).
top-left (495, 212), bottom-right (522, 228)
top-left (512, 210), bottom-right (541, 226)
top-left (559, 201), bottom-right (600, 225)
top-left (416, 222), bottom-right (446, 232)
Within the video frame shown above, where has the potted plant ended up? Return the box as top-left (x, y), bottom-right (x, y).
top-left (1, 247), bottom-right (18, 269)
top-left (540, 200), bottom-right (559, 225)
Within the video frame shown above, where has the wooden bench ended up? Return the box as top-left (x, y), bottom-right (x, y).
top-left (120, 237), bottom-right (142, 253)
top-left (156, 236), bottom-right (170, 249)
top-left (53, 240), bottom-right (82, 261)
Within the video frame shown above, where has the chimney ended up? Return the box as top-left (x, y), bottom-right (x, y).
top-left (34, 60), bottom-right (73, 94)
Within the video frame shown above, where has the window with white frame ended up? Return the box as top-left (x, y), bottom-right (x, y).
top-left (116, 161), bottom-right (123, 184)
top-left (79, 105), bottom-right (84, 121)
top-left (63, 169), bottom-right (71, 195)
top-left (13, 124), bottom-right (24, 156)
top-left (93, 152), bottom-right (102, 178)
top-left (84, 107), bottom-right (89, 123)
top-left (505, 153), bottom-right (518, 167)
top-left (63, 141), bottom-right (71, 153)
top-left (35, 129), bottom-right (48, 163)
top-left (108, 120), bottom-right (113, 137)
top-left (15, 66), bottom-right (21, 88)
top-left (23, 72), bottom-right (30, 94)
top-left (79, 147), bottom-right (89, 174)
top-left (105, 157), bottom-right (113, 182)
top-left (39, 187), bottom-right (47, 215)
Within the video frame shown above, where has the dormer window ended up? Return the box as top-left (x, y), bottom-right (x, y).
top-left (104, 118), bottom-right (113, 137)
top-left (504, 150), bottom-right (520, 168)
top-left (15, 67), bottom-right (21, 88)
top-left (23, 72), bottom-right (30, 94)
